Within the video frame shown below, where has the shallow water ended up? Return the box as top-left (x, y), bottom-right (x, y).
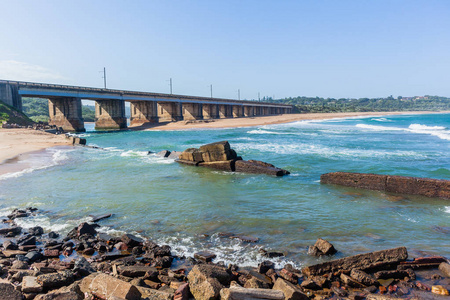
top-left (0, 113), bottom-right (449, 268)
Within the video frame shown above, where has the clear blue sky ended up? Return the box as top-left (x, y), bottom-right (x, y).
top-left (0, 0), bottom-right (449, 99)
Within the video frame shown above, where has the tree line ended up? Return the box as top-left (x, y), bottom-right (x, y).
top-left (271, 95), bottom-right (450, 113)
top-left (22, 98), bottom-right (96, 122)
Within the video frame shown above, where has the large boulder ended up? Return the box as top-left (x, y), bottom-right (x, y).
top-left (177, 141), bottom-right (290, 176)
top-left (89, 273), bottom-right (141, 300)
top-left (0, 282), bottom-right (23, 300)
top-left (187, 264), bottom-right (231, 300)
top-left (273, 278), bottom-right (309, 300)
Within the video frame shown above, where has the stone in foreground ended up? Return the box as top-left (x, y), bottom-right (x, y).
top-left (272, 278), bottom-right (309, 300)
top-left (301, 247), bottom-right (408, 277)
top-left (89, 273), bottom-right (141, 300)
top-left (220, 286), bottom-right (285, 300)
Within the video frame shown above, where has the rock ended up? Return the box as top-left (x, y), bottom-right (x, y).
top-left (399, 256), bottom-right (447, 269)
top-left (77, 222), bottom-right (97, 237)
top-left (221, 286), bottom-right (285, 300)
top-left (258, 261), bottom-right (275, 274)
top-left (83, 248), bottom-right (95, 255)
top-left (155, 256), bottom-right (173, 268)
top-left (439, 262), bottom-right (450, 277)
top-left (279, 268), bottom-right (298, 284)
top-left (235, 160), bottom-right (289, 176)
top-left (307, 246), bottom-right (321, 256)
top-left (22, 276), bottom-right (43, 293)
top-left (313, 238), bottom-right (337, 255)
top-left (137, 286), bottom-right (174, 300)
top-left (37, 270), bottom-right (74, 289)
top-left (12, 260), bottom-right (29, 269)
top-left (44, 249), bottom-right (60, 257)
top-left (90, 213), bottom-right (113, 223)
top-left (194, 251), bottom-right (217, 262)
top-left (320, 172), bottom-right (450, 199)
top-left (8, 209), bottom-right (29, 219)
top-left (3, 240), bottom-right (18, 250)
top-left (244, 276), bottom-right (271, 289)
top-left (118, 265), bottom-right (158, 278)
top-left (174, 282), bottom-right (189, 300)
top-left (340, 273), bottom-right (366, 288)
top-left (350, 269), bottom-right (379, 286)
top-left (17, 235), bottom-right (36, 246)
top-left (301, 247), bottom-right (408, 277)
top-left (28, 226), bottom-right (44, 236)
top-left (260, 249), bottom-right (284, 258)
top-left (89, 273), bottom-right (141, 300)
top-left (300, 279), bottom-right (320, 290)
top-left (230, 235), bottom-right (259, 243)
top-left (374, 269), bottom-right (413, 280)
top-left (157, 150), bottom-right (172, 158)
top-left (25, 251), bottom-right (42, 263)
top-left (168, 151), bottom-right (181, 159)
top-left (121, 233), bottom-right (144, 247)
top-left (48, 231), bottom-right (59, 239)
top-left (0, 226), bottom-right (22, 236)
top-left (34, 283), bottom-right (83, 300)
top-left (187, 264), bottom-right (231, 300)
top-left (2, 249), bottom-right (27, 257)
top-left (273, 278), bottom-right (309, 300)
top-left (179, 148), bottom-right (204, 163)
top-left (431, 285), bottom-right (449, 296)
top-left (73, 257), bottom-right (94, 276)
top-left (0, 282), bottom-right (23, 300)
top-left (198, 160), bottom-right (235, 172)
top-left (199, 141), bottom-right (236, 162)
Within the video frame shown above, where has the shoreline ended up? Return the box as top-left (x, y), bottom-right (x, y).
top-left (0, 110), bottom-right (448, 176)
top-left (138, 111), bottom-right (450, 131)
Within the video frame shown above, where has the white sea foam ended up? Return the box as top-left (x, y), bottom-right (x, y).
top-left (356, 123), bottom-right (450, 141)
top-left (144, 154), bottom-right (175, 164)
top-left (444, 206), bottom-right (450, 214)
top-left (247, 129), bottom-right (290, 135)
top-left (234, 142), bottom-right (422, 159)
top-left (120, 150), bottom-right (148, 157)
top-left (371, 117), bottom-right (390, 122)
top-left (14, 215), bottom-right (72, 232)
top-left (409, 124), bottom-right (446, 131)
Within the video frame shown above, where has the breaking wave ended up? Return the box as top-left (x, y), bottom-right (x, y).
top-left (356, 123), bottom-right (450, 141)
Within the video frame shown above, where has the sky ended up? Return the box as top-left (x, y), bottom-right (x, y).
top-left (0, 0), bottom-right (449, 99)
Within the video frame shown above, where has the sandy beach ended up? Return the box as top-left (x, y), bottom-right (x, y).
top-left (141, 111), bottom-right (449, 131)
top-left (0, 129), bottom-right (71, 165)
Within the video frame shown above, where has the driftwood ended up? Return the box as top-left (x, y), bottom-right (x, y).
top-left (301, 247), bottom-right (408, 277)
top-left (220, 286), bottom-right (285, 300)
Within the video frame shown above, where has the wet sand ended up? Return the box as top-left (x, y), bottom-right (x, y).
top-left (0, 129), bottom-right (71, 167)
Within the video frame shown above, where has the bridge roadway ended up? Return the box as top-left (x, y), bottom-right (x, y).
top-left (0, 80), bottom-right (293, 132)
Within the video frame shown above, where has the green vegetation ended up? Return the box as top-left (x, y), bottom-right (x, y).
top-left (272, 95), bottom-right (450, 113)
top-left (0, 100), bottom-right (34, 125)
top-left (22, 98), bottom-right (96, 122)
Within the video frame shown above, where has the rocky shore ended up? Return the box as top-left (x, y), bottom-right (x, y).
top-left (0, 208), bottom-right (449, 300)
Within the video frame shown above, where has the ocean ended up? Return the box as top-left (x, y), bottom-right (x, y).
top-left (0, 113), bottom-right (449, 269)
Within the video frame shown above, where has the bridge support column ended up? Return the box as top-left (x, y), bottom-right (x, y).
top-left (157, 102), bottom-right (183, 122)
top-left (202, 104), bottom-right (218, 119)
top-left (129, 101), bottom-right (158, 126)
top-left (219, 104), bottom-right (231, 118)
top-left (48, 97), bottom-right (85, 132)
top-left (0, 82), bottom-right (22, 110)
top-left (232, 105), bottom-right (243, 118)
top-left (183, 103), bottom-right (203, 120)
top-left (95, 100), bottom-right (127, 130)
top-left (243, 106), bottom-right (253, 117)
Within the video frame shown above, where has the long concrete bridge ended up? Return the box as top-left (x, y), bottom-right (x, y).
top-left (0, 80), bottom-right (293, 132)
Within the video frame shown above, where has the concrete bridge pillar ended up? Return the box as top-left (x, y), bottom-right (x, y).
top-left (219, 104), bottom-right (232, 118)
top-left (48, 97), bottom-right (85, 132)
top-left (0, 82), bottom-right (22, 110)
top-left (243, 106), bottom-right (253, 117)
top-left (183, 103), bottom-right (203, 120)
top-left (202, 104), bottom-right (218, 119)
top-left (129, 101), bottom-right (158, 126)
top-left (95, 99), bottom-right (127, 130)
top-left (232, 105), bottom-right (243, 118)
top-left (157, 102), bottom-right (183, 122)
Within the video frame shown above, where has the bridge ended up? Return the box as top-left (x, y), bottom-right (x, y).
top-left (0, 80), bottom-right (293, 132)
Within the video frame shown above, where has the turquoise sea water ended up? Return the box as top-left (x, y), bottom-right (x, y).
top-left (0, 113), bottom-right (449, 268)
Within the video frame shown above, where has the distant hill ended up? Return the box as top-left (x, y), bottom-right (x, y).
top-left (0, 100), bottom-right (34, 126)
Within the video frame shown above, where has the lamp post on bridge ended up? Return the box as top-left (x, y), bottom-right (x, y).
top-left (99, 67), bottom-right (107, 89)
top-left (238, 89), bottom-right (240, 101)
top-left (210, 84), bottom-right (213, 98)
